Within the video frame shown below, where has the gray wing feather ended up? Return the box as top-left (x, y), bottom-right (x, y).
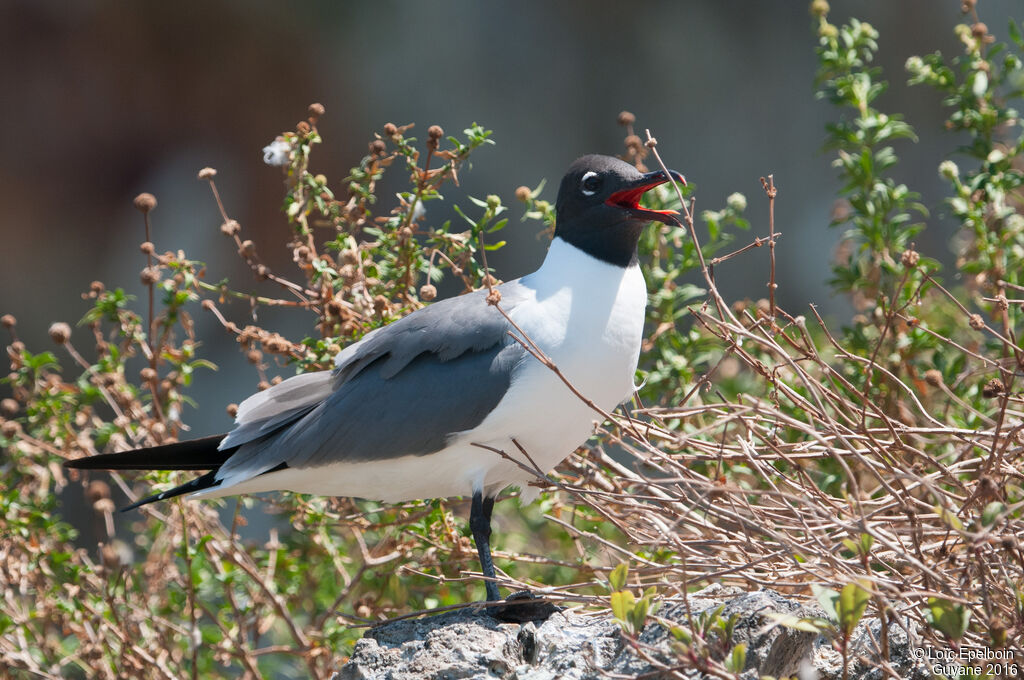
top-left (216, 283), bottom-right (530, 480)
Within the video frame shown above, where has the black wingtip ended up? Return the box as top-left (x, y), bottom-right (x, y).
top-left (118, 470), bottom-right (223, 512)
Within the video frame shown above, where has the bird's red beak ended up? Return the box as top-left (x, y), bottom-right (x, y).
top-left (605, 168), bottom-right (686, 226)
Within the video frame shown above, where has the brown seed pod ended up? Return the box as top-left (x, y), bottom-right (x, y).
top-left (48, 322), bottom-right (71, 345)
top-left (133, 193), bottom-right (157, 213)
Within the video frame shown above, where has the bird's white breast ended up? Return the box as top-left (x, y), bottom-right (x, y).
top-left (444, 236), bottom-right (647, 498)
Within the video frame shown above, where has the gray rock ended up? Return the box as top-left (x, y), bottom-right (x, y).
top-left (334, 606), bottom-right (622, 680)
top-left (331, 587), bottom-right (924, 680)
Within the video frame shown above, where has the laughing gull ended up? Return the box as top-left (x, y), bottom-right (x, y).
top-left (66, 154), bottom-right (685, 613)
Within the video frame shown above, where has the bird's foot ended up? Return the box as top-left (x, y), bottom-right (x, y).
top-left (487, 590), bottom-right (560, 623)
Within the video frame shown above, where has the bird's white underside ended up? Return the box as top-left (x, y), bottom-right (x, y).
top-left (193, 237), bottom-right (647, 504)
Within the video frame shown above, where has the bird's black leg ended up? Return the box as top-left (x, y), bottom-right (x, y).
top-left (469, 491), bottom-right (559, 623)
top-left (469, 491), bottom-right (501, 602)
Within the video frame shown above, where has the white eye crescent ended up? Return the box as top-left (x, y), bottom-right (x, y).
top-left (580, 171), bottom-right (601, 196)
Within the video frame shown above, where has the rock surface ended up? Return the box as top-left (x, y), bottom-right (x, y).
top-left (332, 585), bottom-right (930, 679)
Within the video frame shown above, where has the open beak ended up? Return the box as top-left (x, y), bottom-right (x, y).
top-left (605, 168), bottom-right (686, 226)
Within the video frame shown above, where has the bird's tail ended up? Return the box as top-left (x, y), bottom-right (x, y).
top-left (64, 434), bottom-right (235, 511)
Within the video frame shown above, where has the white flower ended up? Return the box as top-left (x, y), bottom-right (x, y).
top-left (262, 138), bottom-right (292, 167)
top-left (726, 192), bottom-right (747, 213)
top-left (938, 160), bottom-right (959, 180)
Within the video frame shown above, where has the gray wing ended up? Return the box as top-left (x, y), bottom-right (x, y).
top-left (216, 283), bottom-right (530, 479)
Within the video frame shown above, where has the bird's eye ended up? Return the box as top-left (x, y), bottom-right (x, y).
top-left (580, 171), bottom-right (602, 196)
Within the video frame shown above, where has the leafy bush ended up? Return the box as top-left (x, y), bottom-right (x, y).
top-left (2, 3), bottom-right (1023, 677)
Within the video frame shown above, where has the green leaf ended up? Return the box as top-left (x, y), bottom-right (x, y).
top-left (935, 504), bottom-right (964, 531)
top-left (725, 643), bottom-right (747, 673)
top-left (609, 563), bottom-right (628, 592)
top-left (765, 612), bottom-right (831, 634)
top-left (981, 501), bottom-right (1004, 527)
top-left (610, 590), bottom-right (635, 623)
top-left (926, 597), bottom-right (971, 640)
top-left (812, 585), bottom-right (839, 622)
top-left (837, 581), bottom-right (871, 636)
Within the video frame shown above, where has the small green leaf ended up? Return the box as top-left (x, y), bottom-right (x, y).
top-left (610, 590), bottom-right (635, 623)
top-left (981, 501), bottom-right (1004, 527)
top-left (765, 612), bottom-right (831, 634)
top-left (725, 643), bottom-right (747, 673)
top-left (926, 597), bottom-right (971, 640)
top-left (837, 581), bottom-right (871, 636)
top-left (609, 563), bottom-right (628, 592)
top-left (812, 585), bottom-right (839, 622)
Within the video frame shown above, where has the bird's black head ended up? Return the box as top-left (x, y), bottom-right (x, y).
top-left (554, 154), bottom-right (686, 267)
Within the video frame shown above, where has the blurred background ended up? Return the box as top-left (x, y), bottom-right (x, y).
top-left (0, 0), bottom-right (1017, 439)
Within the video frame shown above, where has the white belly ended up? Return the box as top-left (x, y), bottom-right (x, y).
top-left (195, 239), bottom-right (647, 503)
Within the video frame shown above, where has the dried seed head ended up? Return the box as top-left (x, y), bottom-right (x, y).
top-left (90, 281), bottom-right (105, 295)
top-left (197, 167), bottom-right (217, 180)
top-left (226, 403), bottom-right (239, 418)
top-left (140, 367), bottom-right (157, 382)
top-left (256, 264), bottom-right (269, 280)
top-left (373, 295), bottom-right (389, 314)
top-left (971, 22), bottom-right (988, 38)
top-left (900, 249), bottom-right (920, 268)
top-left (308, 102), bottom-right (325, 117)
top-left (220, 219), bottom-right (240, 236)
top-left (624, 134), bottom-right (643, 152)
top-left (246, 349), bottom-right (262, 364)
top-left (419, 284), bottom-right (437, 301)
top-left (140, 267), bottom-right (161, 285)
top-left (383, 122), bottom-right (398, 136)
top-left (239, 240), bottom-right (256, 257)
top-left (133, 193), bottom-right (157, 213)
top-left (201, 299), bottom-right (215, 312)
top-left (982, 378), bottom-right (1004, 398)
top-left (369, 139), bottom-right (386, 155)
top-left (140, 241), bottom-right (155, 255)
top-left (262, 335), bottom-right (291, 354)
top-left (341, 249), bottom-right (360, 265)
top-left (617, 111), bottom-right (636, 127)
top-left (978, 474), bottom-right (998, 499)
top-left (258, 380), bottom-right (271, 391)
top-left (295, 245), bottom-right (312, 262)
top-left (0, 314), bottom-right (14, 329)
top-left (515, 186), bottom-right (532, 202)
top-left (326, 298), bottom-right (344, 317)
top-left (968, 313), bottom-right (985, 330)
top-left (486, 288), bottom-right (502, 306)
top-left (1, 419), bottom-right (20, 437)
top-left (1, 398), bottom-right (18, 416)
top-left (924, 369), bottom-right (943, 387)
top-left (100, 543), bottom-right (121, 569)
top-left (48, 322), bottom-right (71, 345)
top-left (86, 480), bottom-right (111, 503)
top-left (428, 125), bottom-right (444, 140)
top-left (296, 120), bottom-right (311, 135)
